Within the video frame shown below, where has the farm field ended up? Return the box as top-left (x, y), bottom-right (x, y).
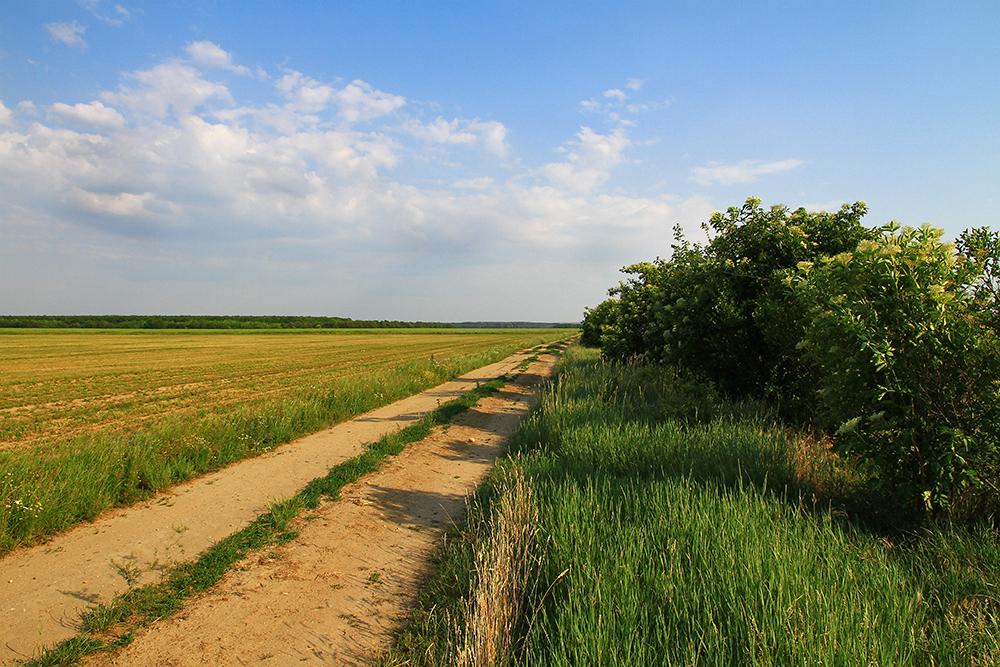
top-left (0, 328), bottom-right (570, 449)
top-left (0, 328), bottom-right (574, 553)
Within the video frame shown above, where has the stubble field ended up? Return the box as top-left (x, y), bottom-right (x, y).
top-left (0, 327), bottom-right (573, 553)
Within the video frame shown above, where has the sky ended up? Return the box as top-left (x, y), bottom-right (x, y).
top-left (0, 1), bottom-right (997, 322)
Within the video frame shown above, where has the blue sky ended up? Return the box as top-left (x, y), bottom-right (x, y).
top-left (1, 1), bottom-right (997, 321)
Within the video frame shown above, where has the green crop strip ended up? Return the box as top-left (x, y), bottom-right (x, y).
top-left (23, 377), bottom-right (507, 667)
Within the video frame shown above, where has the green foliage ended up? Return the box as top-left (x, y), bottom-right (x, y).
top-left (579, 299), bottom-right (617, 347)
top-left (388, 348), bottom-right (1000, 666)
top-left (957, 226), bottom-right (1000, 331)
top-left (0, 314), bottom-right (457, 329)
top-left (598, 198), bottom-right (873, 412)
top-left (585, 198), bottom-right (1000, 515)
top-left (792, 222), bottom-right (1000, 510)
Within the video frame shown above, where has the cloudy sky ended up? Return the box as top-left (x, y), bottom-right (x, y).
top-left (0, 1), bottom-right (997, 321)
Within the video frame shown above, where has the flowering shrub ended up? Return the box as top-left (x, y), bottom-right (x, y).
top-left (792, 222), bottom-right (1000, 510)
top-left (587, 198), bottom-right (873, 414)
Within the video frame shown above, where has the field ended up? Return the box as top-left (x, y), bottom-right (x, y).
top-left (0, 328), bottom-right (569, 449)
top-left (0, 328), bottom-right (574, 553)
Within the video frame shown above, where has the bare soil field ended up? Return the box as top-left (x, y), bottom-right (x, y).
top-left (1, 346), bottom-right (561, 666)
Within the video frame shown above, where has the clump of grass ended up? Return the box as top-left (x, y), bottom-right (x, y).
top-left (456, 467), bottom-right (537, 667)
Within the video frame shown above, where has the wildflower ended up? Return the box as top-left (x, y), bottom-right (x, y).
top-left (836, 416), bottom-right (862, 435)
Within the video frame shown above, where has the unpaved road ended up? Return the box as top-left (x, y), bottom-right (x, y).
top-left (1, 346), bottom-right (562, 666)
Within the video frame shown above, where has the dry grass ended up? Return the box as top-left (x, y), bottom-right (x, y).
top-left (457, 468), bottom-right (537, 667)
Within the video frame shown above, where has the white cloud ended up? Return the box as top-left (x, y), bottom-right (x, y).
top-left (403, 117), bottom-right (509, 157)
top-left (0, 101), bottom-right (13, 127)
top-left (0, 49), bottom-right (718, 321)
top-left (542, 126), bottom-right (631, 194)
top-left (46, 21), bottom-right (87, 48)
top-left (690, 159), bottom-right (804, 186)
top-left (580, 80), bottom-right (663, 117)
top-left (802, 199), bottom-right (849, 213)
top-left (76, 0), bottom-right (131, 26)
top-left (186, 41), bottom-right (250, 75)
top-left (335, 80), bottom-right (406, 122)
top-left (17, 101), bottom-right (38, 116)
top-left (49, 101), bottom-right (126, 130)
top-left (66, 187), bottom-right (161, 216)
top-left (274, 71), bottom-right (339, 113)
top-left (452, 177), bottom-right (495, 189)
top-left (102, 63), bottom-right (232, 118)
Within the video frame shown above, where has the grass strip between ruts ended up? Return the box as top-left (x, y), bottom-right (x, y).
top-left (23, 376), bottom-right (509, 667)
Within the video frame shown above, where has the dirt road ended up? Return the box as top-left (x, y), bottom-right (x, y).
top-left (2, 346), bottom-right (561, 666)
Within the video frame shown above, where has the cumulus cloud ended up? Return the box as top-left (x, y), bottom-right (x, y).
top-left (542, 126), bottom-right (631, 194)
top-left (46, 21), bottom-right (87, 48)
top-left (102, 63), bottom-right (232, 117)
top-left (335, 80), bottom-right (406, 122)
top-left (403, 117), bottom-right (509, 157)
top-left (66, 187), bottom-right (161, 216)
top-left (690, 159), bottom-right (804, 186)
top-left (49, 101), bottom-right (126, 130)
top-left (185, 41), bottom-right (250, 75)
top-left (0, 46), bottom-right (717, 320)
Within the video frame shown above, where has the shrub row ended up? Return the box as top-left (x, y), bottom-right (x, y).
top-left (583, 198), bottom-right (1000, 513)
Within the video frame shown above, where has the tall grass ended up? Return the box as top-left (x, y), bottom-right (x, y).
top-left (0, 342), bottom-right (559, 555)
top-left (386, 346), bottom-right (1000, 666)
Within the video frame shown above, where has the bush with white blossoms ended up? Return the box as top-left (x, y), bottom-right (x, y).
top-left (792, 222), bottom-right (1000, 510)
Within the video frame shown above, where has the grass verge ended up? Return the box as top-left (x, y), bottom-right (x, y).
top-left (384, 346), bottom-right (1000, 666)
top-left (22, 377), bottom-right (508, 667)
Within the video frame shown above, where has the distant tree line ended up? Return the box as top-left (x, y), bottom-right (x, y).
top-left (452, 321), bottom-right (580, 329)
top-left (0, 315), bottom-right (456, 330)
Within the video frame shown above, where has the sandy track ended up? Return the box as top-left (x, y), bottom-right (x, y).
top-left (1, 347), bottom-right (559, 666)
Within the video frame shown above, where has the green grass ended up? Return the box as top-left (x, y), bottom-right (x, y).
top-left (385, 346), bottom-right (1000, 667)
top-left (22, 377), bottom-right (510, 667)
top-left (0, 332), bottom-right (572, 554)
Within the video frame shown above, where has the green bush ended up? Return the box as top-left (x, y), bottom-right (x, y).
top-left (594, 198), bottom-right (873, 413)
top-left (792, 222), bottom-right (1000, 510)
top-left (579, 299), bottom-right (617, 347)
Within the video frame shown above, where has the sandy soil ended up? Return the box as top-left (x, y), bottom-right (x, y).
top-left (1, 346), bottom-right (561, 666)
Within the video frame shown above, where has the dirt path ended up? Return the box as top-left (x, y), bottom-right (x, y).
top-left (1, 347), bottom-right (560, 666)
